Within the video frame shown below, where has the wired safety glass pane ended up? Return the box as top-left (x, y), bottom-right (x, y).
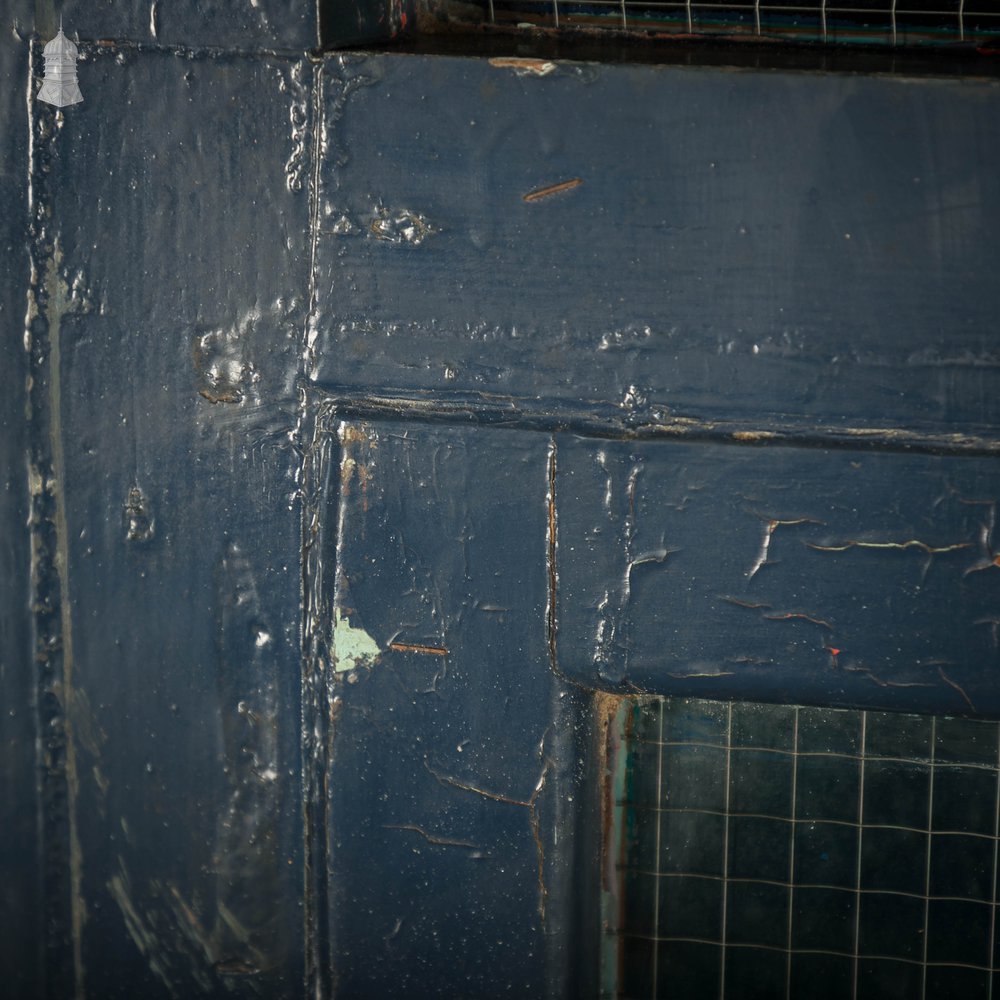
top-left (610, 697), bottom-right (1000, 1000)
top-left (458, 0), bottom-right (1000, 47)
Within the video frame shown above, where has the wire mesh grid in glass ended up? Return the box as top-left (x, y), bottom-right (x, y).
top-left (465, 0), bottom-right (1000, 47)
top-left (607, 696), bottom-right (1000, 1000)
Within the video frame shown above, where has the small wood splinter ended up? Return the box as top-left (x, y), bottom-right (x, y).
top-left (523, 178), bottom-right (583, 203)
top-left (389, 641), bottom-right (448, 656)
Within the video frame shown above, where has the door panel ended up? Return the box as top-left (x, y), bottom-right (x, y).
top-left (309, 53), bottom-right (1000, 439)
top-left (556, 436), bottom-right (1000, 713)
top-left (306, 416), bottom-right (590, 996)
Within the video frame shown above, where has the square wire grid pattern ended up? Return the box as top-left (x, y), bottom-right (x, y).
top-left (617, 697), bottom-right (1000, 1000)
top-left (472, 0), bottom-right (1000, 47)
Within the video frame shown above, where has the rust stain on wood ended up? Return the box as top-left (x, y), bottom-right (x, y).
top-left (546, 440), bottom-right (559, 676)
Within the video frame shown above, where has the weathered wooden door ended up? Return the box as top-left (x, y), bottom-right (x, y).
top-left (3, 3), bottom-right (1000, 997)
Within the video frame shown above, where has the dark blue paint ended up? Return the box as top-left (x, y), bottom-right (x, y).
top-left (2, 5), bottom-right (999, 996)
top-left (310, 53), bottom-right (1000, 439)
top-left (317, 421), bottom-right (564, 995)
top-left (556, 436), bottom-right (1000, 715)
top-left (36, 1), bottom-right (317, 52)
top-left (0, 5), bottom-right (43, 999)
top-left (23, 40), bottom-right (312, 999)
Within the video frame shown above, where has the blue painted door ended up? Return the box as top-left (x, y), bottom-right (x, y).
top-left (3, 4), bottom-right (1000, 997)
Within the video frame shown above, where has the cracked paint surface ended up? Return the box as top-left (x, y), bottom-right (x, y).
top-left (555, 436), bottom-right (1000, 716)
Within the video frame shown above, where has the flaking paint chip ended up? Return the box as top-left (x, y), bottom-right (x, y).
top-left (332, 608), bottom-right (381, 673)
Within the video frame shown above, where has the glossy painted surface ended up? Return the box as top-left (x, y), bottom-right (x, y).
top-left (25, 1), bottom-right (317, 52)
top-left (310, 52), bottom-right (1000, 439)
top-left (20, 32), bottom-right (312, 1000)
top-left (0, 6), bottom-right (40, 997)
top-left (556, 437), bottom-right (1000, 713)
top-left (305, 417), bottom-right (591, 996)
top-left (2, 2), bottom-right (999, 995)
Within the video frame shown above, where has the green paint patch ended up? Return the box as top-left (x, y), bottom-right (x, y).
top-left (332, 607), bottom-right (381, 673)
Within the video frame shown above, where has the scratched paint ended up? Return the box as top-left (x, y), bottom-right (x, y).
top-left (488, 56), bottom-right (558, 76)
top-left (522, 177), bottom-right (583, 203)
